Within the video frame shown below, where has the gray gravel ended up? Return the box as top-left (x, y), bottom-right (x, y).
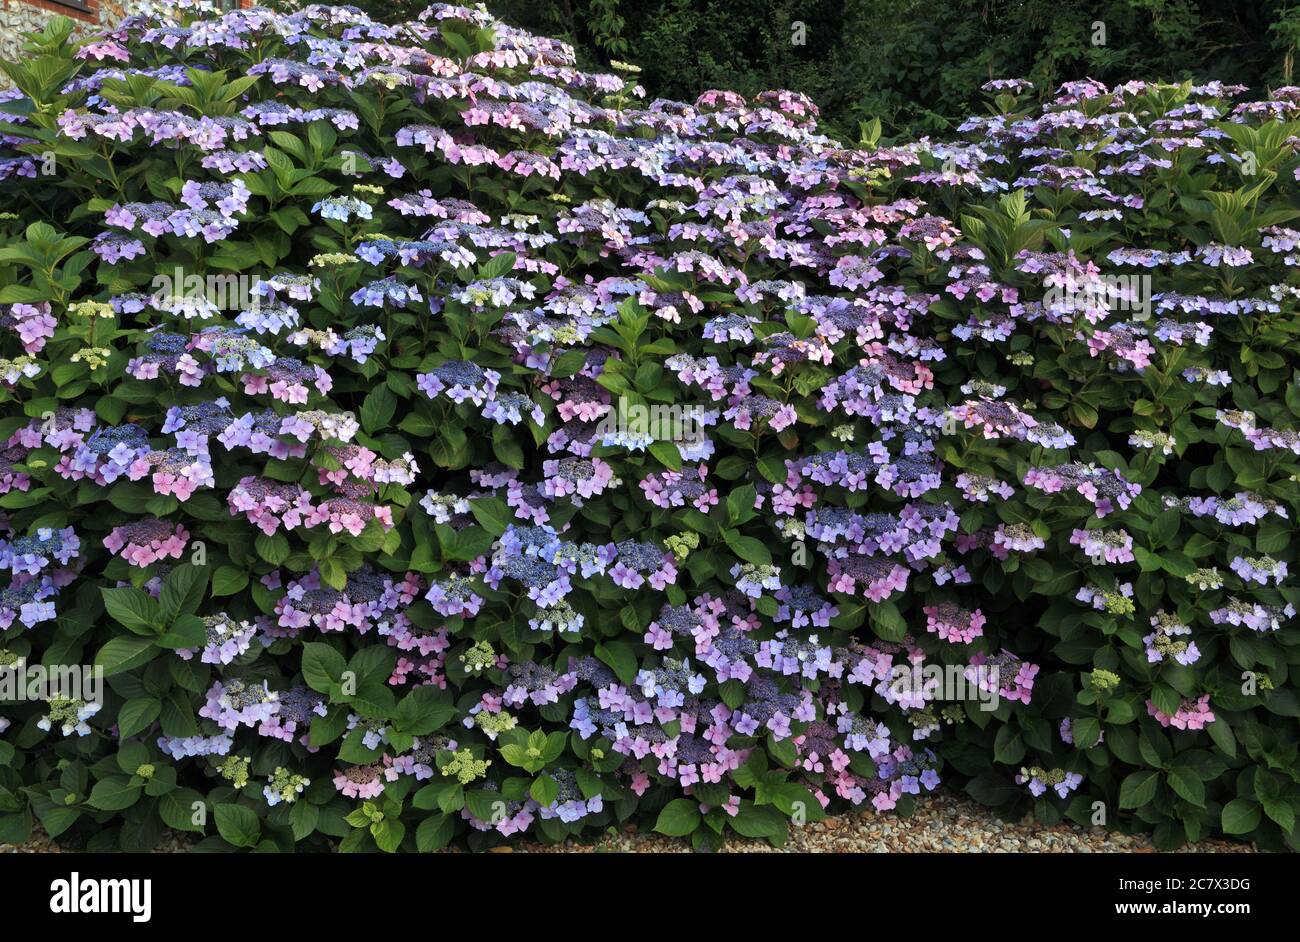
top-left (0, 828), bottom-right (193, 853)
top-left (2, 790), bottom-right (1256, 853)
top-left (515, 791), bottom-right (1257, 853)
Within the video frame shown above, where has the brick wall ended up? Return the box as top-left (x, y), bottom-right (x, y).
top-left (0, 1), bottom-right (253, 68)
top-left (14, 0), bottom-right (102, 25)
top-left (1, 0), bottom-right (132, 63)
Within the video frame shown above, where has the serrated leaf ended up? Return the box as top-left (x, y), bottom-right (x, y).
top-left (653, 798), bottom-right (700, 837)
top-left (214, 804), bottom-right (261, 848)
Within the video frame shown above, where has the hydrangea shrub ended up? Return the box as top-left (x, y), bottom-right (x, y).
top-left (0, 3), bottom-right (1297, 852)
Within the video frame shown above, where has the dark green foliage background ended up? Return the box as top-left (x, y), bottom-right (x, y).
top-left (332, 0), bottom-right (1298, 140)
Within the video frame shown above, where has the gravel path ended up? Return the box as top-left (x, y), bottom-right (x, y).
top-left (2, 790), bottom-right (1255, 853)
top-left (514, 792), bottom-right (1256, 853)
top-left (0, 829), bottom-right (193, 853)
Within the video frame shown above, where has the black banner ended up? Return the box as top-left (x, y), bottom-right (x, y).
top-left (0, 850), bottom-right (1277, 926)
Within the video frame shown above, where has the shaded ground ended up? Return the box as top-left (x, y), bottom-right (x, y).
top-left (514, 792), bottom-right (1256, 853)
top-left (2, 791), bottom-right (1256, 853)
